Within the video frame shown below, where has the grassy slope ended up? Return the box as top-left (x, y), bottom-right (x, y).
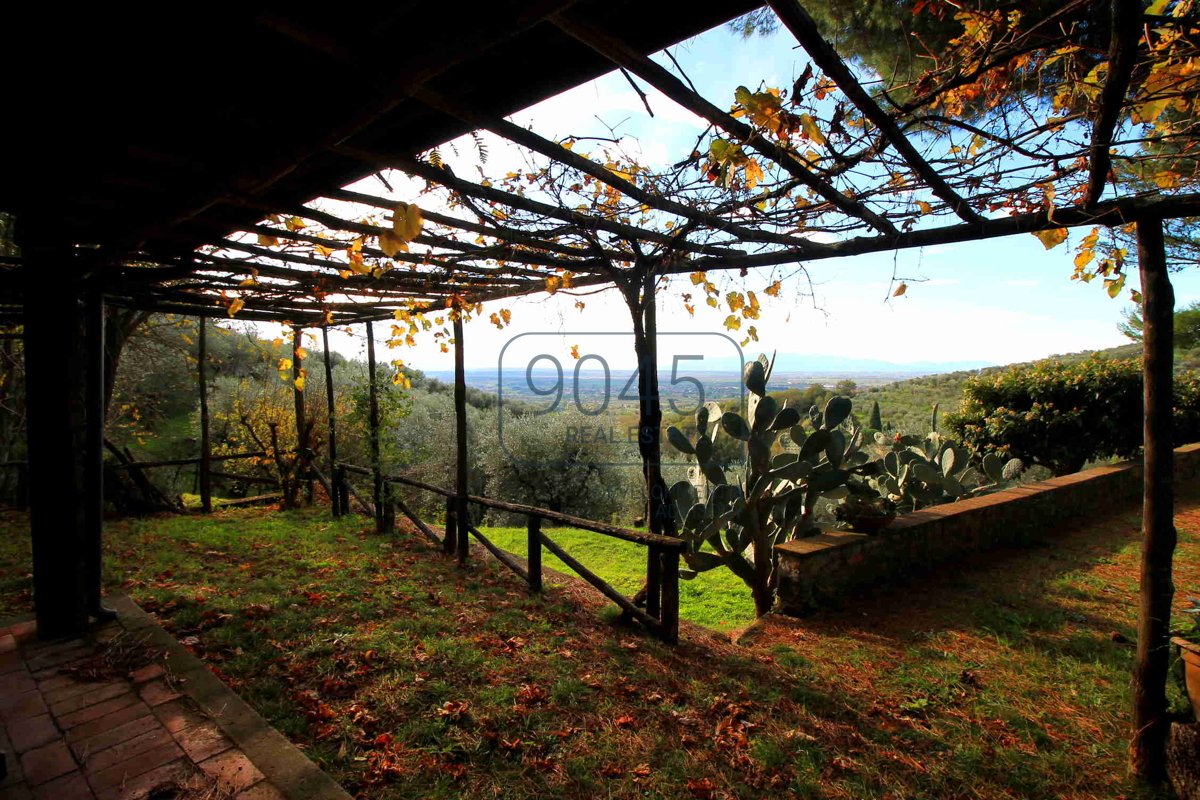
top-left (0, 500), bottom-right (1197, 798)
top-left (480, 526), bottom-right (755, 630)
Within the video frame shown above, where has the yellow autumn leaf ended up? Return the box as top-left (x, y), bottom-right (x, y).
top-left (893, 283), bottom-right (907, 297)
top-left (916, 201), bottom-right (933, 215)
top-left (570, 344), bottom-right (581, 360)
top-left (313, 243), bottom-right (336, 258)
top-left (1033, 228), bottom-right (1068, 250)
top-left (744, 159), bottom-right (764, 190)
top-left (392, 202), bottom-right (423, 242)
top-left (227, 297), bottom-right (245, 317)
top-left (294, 374), bottom-right (306, 392)
top-left (379, 231), bottom-right (407, 258)
top-left (764, 281), bottom-right (782, 297)
top-left (545, 275), bottom-right (563, 294)
top-left (799, 114), bottom-right (826, 147)
top-left (285, 216), bottom-right (306, 232)
top-left (257, 233), bottom-right (279, 247)
top-left (723, 315), bottom-right (742, 331)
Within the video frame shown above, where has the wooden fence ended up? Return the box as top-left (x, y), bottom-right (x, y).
top-left (335, 461), bottom-right (683, 643)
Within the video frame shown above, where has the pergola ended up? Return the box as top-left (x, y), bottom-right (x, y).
top-left (2, 0), bottom-right (1197, 783)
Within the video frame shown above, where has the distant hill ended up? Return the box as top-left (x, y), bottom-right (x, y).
top-left (703, 352), bottom-right (992, 374)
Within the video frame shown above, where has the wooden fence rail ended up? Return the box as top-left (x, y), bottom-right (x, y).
top-left (107, 451), bottom-right (267, 471)
top-left (334, 461), bottom-right (683, 643)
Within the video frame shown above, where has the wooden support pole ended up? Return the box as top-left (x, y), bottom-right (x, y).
top-left (365, 321), bottom-right (390, 532)
top-left (292, 327), bottom-right (311, 505)
top-left (527, 515), bottom-right (542, 592)
top-left (24, 282), bottom-right (87, 639)
top-left (646, 544), bottom-right (662, 620)
top-left (84, 290), bottom-right (113, 620)
top-left (453, 312), bottom-right (469, 563)
top-left (660, 547), bottom-right (680, 645)
top-left (1131, 216), bottom-right (1177, 784)
top-left (198, 316), bottom-right (212, 514)
top-left (322, 327), bottom-right (340, 517)
top-left (443, 496), bottom-right (457, 555)
top-left (627, 269), bottom-right (674, 538)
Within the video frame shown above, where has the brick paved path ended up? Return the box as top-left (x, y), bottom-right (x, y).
top-left (0, 606), bottom-right (345, 800)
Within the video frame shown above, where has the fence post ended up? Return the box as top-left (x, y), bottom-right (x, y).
top-left (660, 547), bottom-right (679, 645)
top-left (646, 544), bottom-right (662, 620)
top-left (452, 312), bottom-right (469, 563)
top-left (322, 327), bottom-right (339, 517)
top-left (365, 321), bottom-right (391, 533)
top-left (198, 316), bottom-right (212, 514)
top-left (527, 515), bottom-right (542, 592)
top-left (331, 464), bottom-right (343, 517)
top-left (443, 496), bottom-right (457, 555)
top-left (338, 465), bottom-right (350, 517)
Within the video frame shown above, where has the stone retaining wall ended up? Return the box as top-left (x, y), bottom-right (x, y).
top-left (774, 443), bottom-right (1200, 616)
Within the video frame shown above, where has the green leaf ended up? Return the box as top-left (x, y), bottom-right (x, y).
top-left (667, 426), bottom-right (694, 455)
top-left (824, 396), bottom-right (853, 429)
top-left (685, 551), bottom-right (726, 572)
top-left (799, 429), bottom-right (832, 460)
top-left (744, 360), bottom-right (767, 396)
top-left (771, 407), bottom-right (802, 431)
top-left (753, 395), bottom-right (779, 431)
top-left (721, 412), bottom-right (752, 441)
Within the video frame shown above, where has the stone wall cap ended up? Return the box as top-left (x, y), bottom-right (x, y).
top-left (776, 529), bottom-right (868, 558)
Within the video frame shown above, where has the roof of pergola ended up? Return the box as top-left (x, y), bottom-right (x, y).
top-left (3, 1), bottom-right (1200, 326)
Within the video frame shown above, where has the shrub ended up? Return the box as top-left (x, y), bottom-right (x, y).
top-left (483, 411), bottom-right (636, 524)
top-left (948, 356), bottom-right (1200, 475)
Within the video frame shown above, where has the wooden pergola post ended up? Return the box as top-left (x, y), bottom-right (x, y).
top-left (365, 321), bottom-right (391, 533)
top-left (197, 316), bottom-right (212, 513)
top-left (292, 326), bottom-right (312, 505)
top-left (322, 326), bottom-right (340, 517)
top-left (1132, 216), bottom-right (1177, 783)
top-left (24, 278), bottom-right (88, 639)
top-left (626, 267), bottom-right (673, 538)
top-left (453, 311), bottom-right (469, 563)
top-left (84, 289), bottom-right (113, 619)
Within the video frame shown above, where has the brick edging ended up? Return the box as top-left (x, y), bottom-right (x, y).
top-left (108, 594), bottom-right (351, 800)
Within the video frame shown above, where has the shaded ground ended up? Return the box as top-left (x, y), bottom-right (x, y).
top-left (0, 495), bottom-right (1196, 799)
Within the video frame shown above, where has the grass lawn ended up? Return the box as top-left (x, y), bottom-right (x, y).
top-left (479, 525), bottom-right (755, 630)
top-left (0, 498), bottom-right (1197, 799)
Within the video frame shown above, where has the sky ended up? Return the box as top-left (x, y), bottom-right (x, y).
top-left (245, 16), bottom-right (1200, 374)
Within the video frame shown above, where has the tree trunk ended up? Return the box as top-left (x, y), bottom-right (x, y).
top-left (624, 269), bottom-right (675, 538)
top-left (453, 312), bottom-right (470, 562)
top-left (1131, 216), bottom-right (1177, 784)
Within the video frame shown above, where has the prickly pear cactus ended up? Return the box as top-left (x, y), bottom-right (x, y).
top-left (665, 353), bottom-right (869, 615)
top-left (866, 425), bottom-right (1024, 512)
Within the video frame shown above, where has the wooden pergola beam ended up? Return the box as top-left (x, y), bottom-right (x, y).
top-left (766, 0), bottom-right (984, 225)
top-left (1084, 0), bottom-right (1144, 207)
top-left (677, 191), bottom-right (1200, 274)
top-left (552, 12), bottom-right (900, 236)
top-left (334, 145), bottom-right (747, 257)
top-left (126, 0), bottom-right (582, 250)
top-left (325, 188), bottom-right (620, 263)
top-left (410, 86), bottom-right (812, 248)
